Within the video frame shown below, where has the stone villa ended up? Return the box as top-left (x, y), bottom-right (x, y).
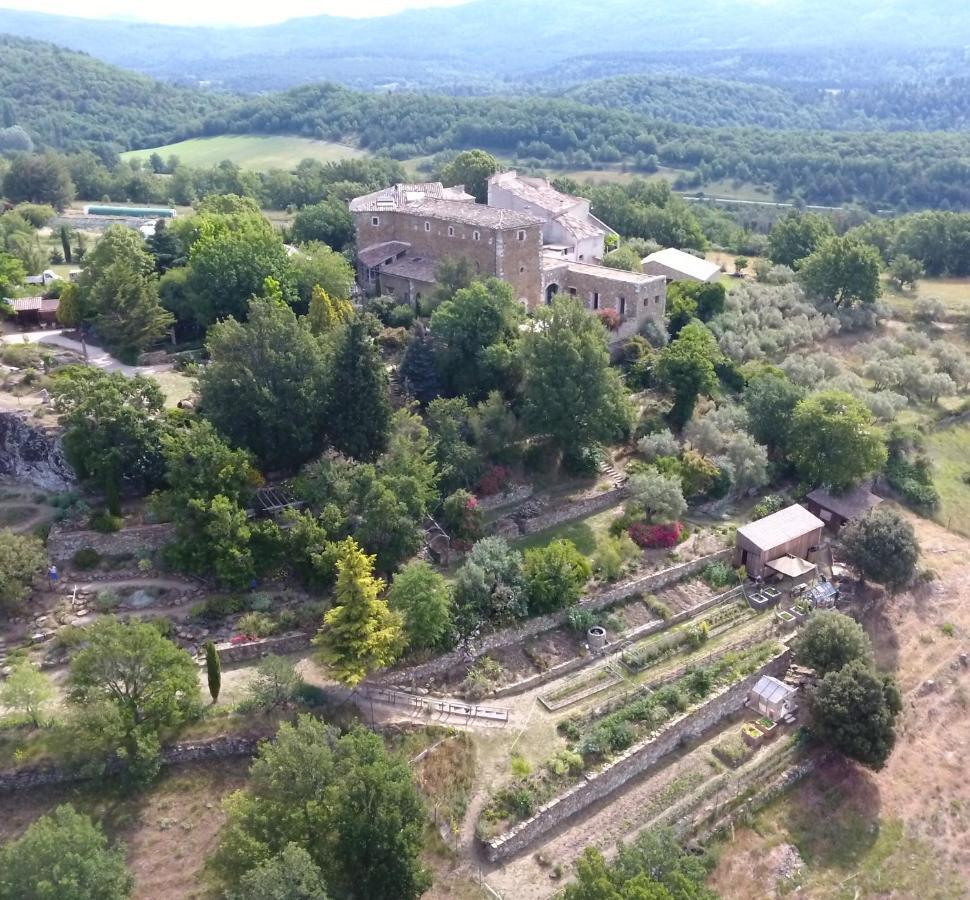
top-left (350, 174), bottom-right (666, 344)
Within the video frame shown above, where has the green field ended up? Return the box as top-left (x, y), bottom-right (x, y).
top-left (926, 423), bottom-right (970, 536)
top-left (883, 275), bottom-right (970, 317)
top-left (122, 135), bottom-right (367, 170)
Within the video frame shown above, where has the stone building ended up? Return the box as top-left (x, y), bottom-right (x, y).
top-left (350, 180), bottom-right (666, 344)
top-left (642, 247), bottom-right (722, 283)
top-left (350, 182), bottom-right (543, 306)
top-left (487, 170), bottom-right (616, 262)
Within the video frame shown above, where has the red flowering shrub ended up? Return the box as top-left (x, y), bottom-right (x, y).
top-left (627, 521), bottom-right (683, 549)
top-left (477, 465), bottom-right (513, 497)
top-left (597, 308), bottom-right (623, 331)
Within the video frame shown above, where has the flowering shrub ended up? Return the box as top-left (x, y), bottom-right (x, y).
top-left (597, 308), bottom-right (623, 331)
top-left (442, 489), bottom-right (484, 541)
top-left (477, 464), bottom-right (513, 497)
top-left (627, 521), bottom-right (683, 549)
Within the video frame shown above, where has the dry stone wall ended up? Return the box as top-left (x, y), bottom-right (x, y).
top-left (47, 522), bottom-right (176, 562)
top-left (483, 649), bottom-right (792, 862)
top-left (216, 632), bottom-right (313, 664)
top-left (516, 486), bottom-right (627, 535)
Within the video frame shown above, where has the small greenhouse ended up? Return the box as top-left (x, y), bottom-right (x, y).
top-left (747, 675), bottom-right (798, 721)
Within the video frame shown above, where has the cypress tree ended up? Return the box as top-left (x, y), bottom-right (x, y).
top-left (204, 640), bottom-right (222, 703)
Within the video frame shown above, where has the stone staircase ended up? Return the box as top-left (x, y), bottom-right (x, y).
top-left (598, 457), bottom-right (628, 489)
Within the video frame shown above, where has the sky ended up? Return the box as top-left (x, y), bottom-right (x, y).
top-left (0, 0), bottom-right (470, 26)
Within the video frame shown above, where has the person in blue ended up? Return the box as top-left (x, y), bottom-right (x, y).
top-left (48, 564), bottom-right (59, 589)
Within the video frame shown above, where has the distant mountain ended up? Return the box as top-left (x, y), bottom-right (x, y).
top-left (1, 1), bottom-right (969, 92)
top-left (0, 35), bottom-right (231, 156)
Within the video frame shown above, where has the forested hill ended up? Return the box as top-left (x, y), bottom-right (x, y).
top-left (205, 83), bottom-right (970, 210)
top-left (563, 75), bottom-right (970, 133)
top-left (1, 0), bottom-right (968, 92)
top-left (0, 35), bottom-right (232, 157)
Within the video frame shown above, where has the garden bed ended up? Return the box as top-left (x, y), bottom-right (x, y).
top-left (538, 663), bottom-right (625, 712)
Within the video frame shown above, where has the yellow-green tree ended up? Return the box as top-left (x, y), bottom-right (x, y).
top-left (308, 285), bottom-right (353, 335)
top-left (315, 539), bottom-right (404, 686)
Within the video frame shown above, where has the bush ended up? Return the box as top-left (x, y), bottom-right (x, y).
top-left (236, 611), bottom-right (277, 638)
top-left (88, 511), bottom-right (122, 534)
top-left (71, 547), bottom-right (101, 570)
top-left (701, 561), bottom-right (739, 589)
top-left (378, 327), bottom-right (408, 351)
top-left (95, 589), bottom-right (121, 612)
top-left (644, 594), bottom-right (672, 621)
top-left (190, 594), bottom-right (245, 623)
top-left (596, 308), bottom-right (623, 331)
top-left (566, 606), bottom-right (598, 633)
top-left (628, 521), bottom-right (683, 549)
top-left (246, 592), bottom-right (273, 612)
top-left (752, 494), bottom-right (785, 520)
top-left (476, 465), bottom-right (513, 497)
top-left (386, 304), bottom-right (415, 329)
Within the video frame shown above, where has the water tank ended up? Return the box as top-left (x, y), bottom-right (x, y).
top-left (587, 625), bottom-right (607, 652)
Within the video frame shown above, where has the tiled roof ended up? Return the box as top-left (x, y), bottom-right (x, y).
top-left (737, 504), bottom-right (824, 552)
top-left (541, 255), bottom-right (666, 287)
top-left (489, 171), bottom-right (578, 217)
top-left (350, 182), bottom-right (474, 212)
top-left (806, 485), bottom-right (883, 521)
top-left (555, 211), bottom-right (606, 242)
top-left (380, 256), bottom-right (438, 284)
top-left (358, 241), bottom-right (411, 268)
top-left (6, 296), bottom-right (58, 313)
top-left (643, 248), bottom-right (722, 281)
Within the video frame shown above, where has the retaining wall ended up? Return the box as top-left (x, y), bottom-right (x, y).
top-left (216, 632), bottom-right (313, 664)
top-left (477, 484), bottom-right (534, 513)
top-left (483, 648), bottom-right (792, 862)
top-left (517, 486), bottom-right (627, 535)
top-left (47, 522), bottom-right (176, 562)
top-left (375, 548), bottom-right (733, 691)
top-left (0, 736), bottom-right (259, 794)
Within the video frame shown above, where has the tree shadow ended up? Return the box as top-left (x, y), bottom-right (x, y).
top-left (779, 756), bottom-right (883, 871)
top-left (861, 600), bottom-right (900, 674)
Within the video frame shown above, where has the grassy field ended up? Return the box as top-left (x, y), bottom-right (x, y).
top-left (926, 423), bottom-right (970, 536)
top-left (883, 275), bottom-right (970, 317)
top-left (122, 135), bottom-right (367, 171)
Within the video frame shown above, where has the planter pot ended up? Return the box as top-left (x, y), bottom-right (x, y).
top-left (755, 718), bottom-right (778, 739)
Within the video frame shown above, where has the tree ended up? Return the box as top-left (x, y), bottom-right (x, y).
top-left (841, 506), bottom-right (919, 592)
top-left (520, 295), bottom-right (635, 461)
top-left (453, 537), bottom-right (526, 629)
top-left (185, 211), bottom-right (294, 326)
top-left (602, 245), bottom-right (644, 273)
top-left (432, 256), bottom-right (476, 307)
top-left (655, 321), bottom-right (720, 429)
top-left (0, 805), bottom-right (132, 900)
top-left (59, 224), bottom-right (73, 264)
top-left (523, 539), bottom-right (591, 615)
top-left (439, 149), bottom-right (500, 204)
top-left (204, 640), bottom-right (222, 703)
top-left (232, 844), bottom-right (330, 900)
top-left (326, 318), bottom-right (392, 462)
top-left (213, 718), bottom-right (429, 900)
top-left (0, 251), bottom-right (26, 297)
top-left (199, 297), bottom-right (330, 470)
top-left (388, 560), bottom-right (453, 652)
top-left (69, 619), bottom-right (201, 731)
top-left (788, 391), bottom-right (887, 492)
top-left (291, 241), bottom-right (355, 304)
top-left (291, 199), bottom-right (355, 252)
top-left (249, 655), bottom-right (302, 710)
top-left (809, 660), bottom-right (902, 770)
top-left (0, 662), bottom-right (53, 727)
top-left (430, 278), bottom-right (523, 401)
top-left (888, 253), bottom-right (923, 290)
top-left (767, 211), bottom-right (835, 269)
top-left (625, 470), bottom-right (687, 523)
top-left (314, 539), bottom-right (404, 686)
top-left (794, 611), bottom-right (874, 676)
top-left (799, 236), bottom-right (882, 308)
top-left (307, 285), bottom-right (353, 335)
top-left (2, 152), bottom-right (75, 209)
top-left (426, 397), bottom-right (484, 494)
top-left (0, 528), bottom-right (45, 613)
top-left (742, 370), bottom-right (806, 455)
top-left (400, 327), bottom-right (442, 405)
top-left (471, 390), bottom-right (521, 464)
top-left (146, 219), bottom-right (185, 272)
top-left (52, 368), bottom-right (166, 514)
top-left (734, 255), bottom-right (749, 274)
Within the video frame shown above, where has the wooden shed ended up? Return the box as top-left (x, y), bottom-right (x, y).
top-left (734, 504), bottom-right (824, 579)
top-left (804, 485), bottom-right (883, 532)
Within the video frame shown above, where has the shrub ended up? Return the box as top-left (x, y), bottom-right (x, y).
top-left (71, 547), bottom-right (101, 570)
top-left (566, 606), bottom-right (598, 633)
top-left (191, 594), bottom-right (245, 623)
top-left (246, 592), bottom-right (273, 612)
top-left (88, 511), bottom-right (122, 534)
top-left (441, 489), bottom-right (483, 541)
top-left (236, 612), bottom-right (277, 638)
top-left (596, 308), bottom-right (622, 331)
top-left (701, 561), bottom-right (738, 589)
top-left (378, 327), bottom-right (408, 351)
top-left (644, 594), bottom-right (672, 621)
top-left (386, 304), bottom-right (415, 329)
top-left (95, 589), bottom-right (121, 612)
top-left (461, 656), bottom-right (503, 700)
top-left (476, 464), bottom-right (513, 497)
top-left (628, 521), bottom-right (683, 549)
top-left (752, 494), bottom-right (785, 520)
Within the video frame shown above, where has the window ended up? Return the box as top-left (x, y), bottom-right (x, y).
top-left (520, 266), bottom-right (526, 273)
top-left (579, 254), bottom-right (585, 261)
top-left (473, 231), bottom-right (480, 241)
top-left (371, 216), bottom-right (380, 226)
top-left (568, 287), bottom-right (577, 296)
top-left (448, 226), bottom-right (455, 236)
top-left (517, 230), bottom-right (526, 241)
top-left (619, 296), bottom-right (627, 316)
top-left (592, 292), bottom-right (599, 310)
top-left (424, 222), bottom-right (431, 232)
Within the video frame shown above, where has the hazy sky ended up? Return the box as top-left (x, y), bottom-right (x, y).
top-left (0, 0), bottom-right (470, 26)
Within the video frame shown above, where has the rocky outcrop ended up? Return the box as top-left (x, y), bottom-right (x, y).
top-left (0, 412), bottom-right (74, 491)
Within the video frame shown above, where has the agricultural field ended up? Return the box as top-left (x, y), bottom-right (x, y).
top-left (122, 135), bottom-right (367, 170)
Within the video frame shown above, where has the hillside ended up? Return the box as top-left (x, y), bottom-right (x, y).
top-left (1, 0), bottom-right (968, 92)
top-left (0, 35), bottom-right (232, 156)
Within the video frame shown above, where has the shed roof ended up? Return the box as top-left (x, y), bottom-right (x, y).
top-left (737, 504), bottom-right (824, 552)
top-left (380, 256), bottom-right (438, 284)
top-left (6, 296), bottom-right (59, 313)
top-left (750, 675), bottom-right (796, 704)
top-left (806, 485), bottom-right (883, 521)
top-left (643, 248), bottom-right (721, 281)
top-left (358, 241), bottom-right (411, 268)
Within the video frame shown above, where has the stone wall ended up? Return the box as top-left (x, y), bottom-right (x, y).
top-left (0, 411), bottom-right (74, 490)
top-left (516, 486), bottom-right (627, 535)
top-left (0, 736), bottom-right (258, 794)
top-left (476, 483), bottom-right (534, 513)
top-left (46, 522), bottom-right (176, 562)
top-left (216, 632), bottom-right (313, 664)
top-left (483, 649), bottom-right (792, 862)
top-left (376, 549), bottom-right (734, 692)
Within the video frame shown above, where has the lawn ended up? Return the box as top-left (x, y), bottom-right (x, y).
top-left (122, 135), bottom-right (367, 171)
top-left (926, 423), bottom-right (970, 537)
top-left (882, 275), bottom-right (970, 317)
top-left (514, 505), bottom-right (621, 556)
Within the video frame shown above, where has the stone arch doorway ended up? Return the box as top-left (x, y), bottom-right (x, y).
top-left (545, 283), bottom-right (559, 305)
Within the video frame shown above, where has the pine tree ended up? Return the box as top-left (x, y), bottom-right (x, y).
top-left (314, 539), bottom-right (404, 686)
top-left (399, 327), bottom-right (442, 405)
top-left (326, 318), bottom-right (391, 461)
top-left (204, 640), bottom-right (222, 703)
top-left (308, 285), bottom-right (352, 335)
